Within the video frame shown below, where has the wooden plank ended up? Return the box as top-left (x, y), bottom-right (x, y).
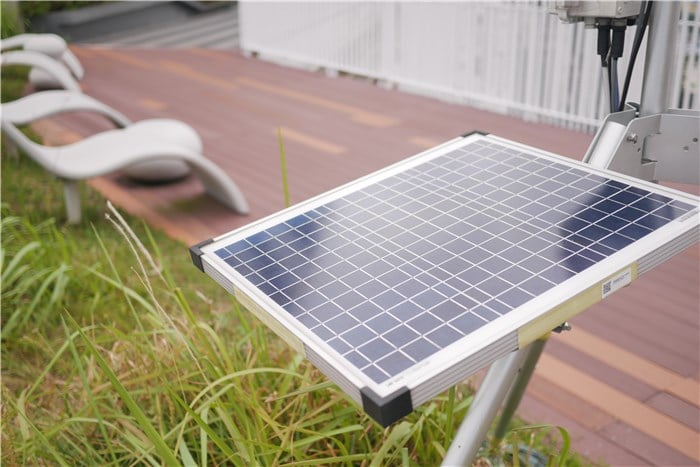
top-left (601, 422), bottom-right (698, 466)
top-left (646, 392), bottom-right (700, 432)
top-left (552, 328), bottom-right (699, 406)
top-left (536, 354), bottom-right (700, 462)
top-left (517, 394), bottom-right (650, 466)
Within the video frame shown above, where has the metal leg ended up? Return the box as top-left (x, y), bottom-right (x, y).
top-left (441, 345), bottom-right (534, 466)
top-left (492, 336), bottom-right (548, 443)
top-left (63, 181), bottom-right (81, 224)
top-left (639, 2), bottom-right (681, 117)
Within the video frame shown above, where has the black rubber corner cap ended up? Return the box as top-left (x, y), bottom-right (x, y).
top-left (189, 238), bottom-right (214, 272)
top-left (461, 130), bottom-right (489, 137)
top-left (361, 386), bottom-right (412, 427)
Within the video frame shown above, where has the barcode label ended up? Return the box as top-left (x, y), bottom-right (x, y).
top-left (602, 268), bottom-right (632, 299)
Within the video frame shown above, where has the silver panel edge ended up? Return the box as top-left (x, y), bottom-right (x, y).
top-left (305, 344), bottom-right (362, 404)
top-left (637, 225), bottom-right (700, 275)
top-left (411, 332), bottom-right (519, 407)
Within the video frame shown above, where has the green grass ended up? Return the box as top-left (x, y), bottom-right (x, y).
top-left (1, 69), bottom-right (593, 466)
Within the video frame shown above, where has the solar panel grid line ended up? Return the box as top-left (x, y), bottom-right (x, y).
top-left (195, 133), bottom-right (699, 426)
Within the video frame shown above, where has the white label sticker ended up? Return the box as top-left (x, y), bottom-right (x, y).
top-left (601, 268), bottom-right (632, 299)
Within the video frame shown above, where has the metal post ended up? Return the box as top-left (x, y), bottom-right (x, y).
top-left (639, 2), bottom-right (681, 117)
top-left (492, 337), bottom-right (548, 442)
top-left (441, 345), bottom-right (533, 467)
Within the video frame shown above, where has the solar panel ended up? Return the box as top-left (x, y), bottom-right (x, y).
top-left (191, 133), bottom-right (699, 426)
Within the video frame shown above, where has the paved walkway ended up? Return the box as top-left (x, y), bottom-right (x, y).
top-left (37, 47), bottom-right (699, 466)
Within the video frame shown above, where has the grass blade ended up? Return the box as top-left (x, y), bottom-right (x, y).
top-left (68, 316), bottom-right (180, 466)
top-left (278, 127), bottom-right (291, 208)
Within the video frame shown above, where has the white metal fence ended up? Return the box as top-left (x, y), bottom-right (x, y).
top-left (240, 1), bottom-right (699, 133)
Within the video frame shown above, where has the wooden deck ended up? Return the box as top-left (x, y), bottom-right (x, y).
top-left (36, 47), bottom-right (699, 465)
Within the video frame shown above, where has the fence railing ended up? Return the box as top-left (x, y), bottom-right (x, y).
top-left (240, 1), bottom-right (699, 133)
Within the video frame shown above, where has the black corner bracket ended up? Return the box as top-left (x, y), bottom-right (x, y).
top-left (361, 386), bottom-right (413, 427)
top-left (461, 130), bottom-right (489, 138)
top-left (189, 238), bottom-right (214, 272)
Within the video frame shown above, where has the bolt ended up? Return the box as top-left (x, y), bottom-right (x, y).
top-left (626, 133), bottom-right (638, 143)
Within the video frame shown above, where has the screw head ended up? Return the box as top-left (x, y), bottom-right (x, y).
top-left (626, 133), bottom-right (638, 143)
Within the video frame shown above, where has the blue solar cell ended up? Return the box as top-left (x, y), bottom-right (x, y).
top-left (430, 300), bottom-right (464, 322)
top-left (562, 254), bottom-right (595, 273)
top-left (215, 247), bottom-right (231, 259)
top-left (298, 313), bottom-right (321, 329)
top-left (345, 351), bottom-right (371, 369)
top-left (363, 366), bottom-right (389, 382)
top-left (402, 338), bottom-right (440, 362)
top-left (343, 325), bottom-right (377, 347)
top-left (357, 280), bottom-right (388, 299)
top-left (520, 276), bottom-right (553, 295)
top-left (576, 208), bottom-right (607, 223)
top-left (359, 338), bottom-right (394, 361)
top-left (296, 290), bottom-right (326, 309)
top-left (281, 281), bottom-right (313, 300)
top-left (247, 231), bottom-right (272, 245)
top-left (306, 270), bottom-right (335, 288)
top-left (384, 326), bottom-right (419, 347)
top-left (309, 302), bottom-right (343, 323)
top-left (599, 233), bottom-right (635, 250)
top-left (427, 325), bottom-right (462, 347)
top-left (519, 255), bottom-right (552, 274)
top-left (373, 289), bottom-right (405, 309)
top-left (636, 214), bottom-right (670, 230)
top-left (449, 312), bottom-right (488, 334)
top-left (327, 336), bottom-right (352, 354)
top-left (349, 302), bottom-right (383, 322)
top-left (654, 203), bottom-right (691, 220)
top-left (326, 313), bottom-right (359, 334)
top-left (236, 247), bottom-right (262, 262)
top-left (631, 197), bottom-right (665, 212)
top-left (287, 214), bottom-right (311, 228)
top-left (376, 352), bottom-right (414, 375)
top-left (366, 313), bottom-right (401, 334)
top-left (579, 224), bottom-right (611, 241)
top-left (477, 276), bottom-right (511, 296)
top-left (312, 326), bottom-right (334, 341)
top-left (618, 224), bottom-right (653, 241)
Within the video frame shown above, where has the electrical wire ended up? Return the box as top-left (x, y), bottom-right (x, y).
top-left (607, 60), bottom-right (614, 113)
top-left (597, 23), bottom-right (613, 114)
top-left (601, 66), bottom-right (611, 115)
top-left (611, 57), bottom-right (620, 112)
top-left (618, 1), bottom-right (653, 111)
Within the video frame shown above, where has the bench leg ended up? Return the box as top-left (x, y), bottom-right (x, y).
top-left (63, 181), bottom-right (81, 224)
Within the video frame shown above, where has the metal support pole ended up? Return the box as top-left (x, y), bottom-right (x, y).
top-left (492, 336), bottom-right (548, 442)
top-left (639, 2), bottom-right (681, 117)
top-left (441, 345), bottom-right (533, 467)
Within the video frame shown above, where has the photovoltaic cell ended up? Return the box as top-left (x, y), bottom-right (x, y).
top-left (194, 134), bottom-right (699, 426)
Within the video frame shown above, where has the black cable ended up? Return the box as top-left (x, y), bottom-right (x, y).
top-left (618, 1), bottom-right (653, 111)
top-left (609, 25), bottom-right (626, 112)
top-left (597, 24), bottom-right (611, 65)
top-left (597, 23), bottom-right (614, 113)
top-left (611, 57), bottom-right (620, 111)
top-left (607, 59), bottom-right (614, 112)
